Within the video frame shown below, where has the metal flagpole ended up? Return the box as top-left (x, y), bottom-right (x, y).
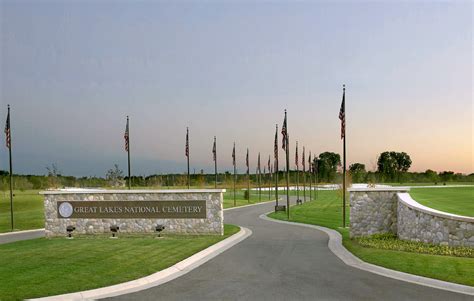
top-left (186, 127), bottom-right (190, 189)
top-left (246, 148), bottom-right (250, 203)
top-left (309, 152), bottom-right (312, 201)
top-left (258, 153), bottom-right (261, 202)
top-left (213, 136), bottom-right (217, 189)
top-left (302, 147), bottom-right (306, 202)
top-left (233, 142), bottom-right (236, 207)
top-left (125, 116), bottom-right (131, 190)
top-left (274, 125), bottom-right (279, 209)
top-left (5, 105), bottom-right (13, 230)
top-left (283, 110), bottom-right (290, 219)
top-left (296, 141), bottom-right (299, 204)
top-left (339, 84), bottom-right (347, 228)
top-left (268, 156), bottom-right (271, 201)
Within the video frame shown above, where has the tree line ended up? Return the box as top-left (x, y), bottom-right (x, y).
top-left (0, 151), bottom-right (472, 191)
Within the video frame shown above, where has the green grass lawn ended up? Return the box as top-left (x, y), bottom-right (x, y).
top-left (0, 224), bottom-right (239, 300)
top-left (269, 190), bottom-right (474, 286)
top-left (410, 187), bottom-right (474, 217)
top-left (0, 190), bottom-right (43, 232)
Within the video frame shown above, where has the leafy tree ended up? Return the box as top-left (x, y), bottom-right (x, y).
top-left (46, 163), bottom-right (61, 188)
top-left (377, 151), bottom-right (412, 182)
top-left (349, 163), bottom-right (367, 183)
top-left (439, 171), bottom-right (455, 183)
top-left (315, 152), bottom-right (341, 182)
top-left (424, 169), bottom-right (439, 184)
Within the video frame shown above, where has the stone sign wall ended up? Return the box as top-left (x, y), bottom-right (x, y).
top-left (42, 189), bottom-right (224, 237)
top-left (349, 187), bottom-right (474, 247)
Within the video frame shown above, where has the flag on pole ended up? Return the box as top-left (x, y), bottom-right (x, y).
top-left (339, 86), bottom-right (346, 139)
top-left (295, 141), bottom-right (299, 167)
top-left (185, 128), bottom-right (189, 157)
top-left (281, 113), bottom-right (288, 151)
top-left (212, 137), bottom-right (216, 161)
top-left (246, 148), bottom-right (249, 173)
top-left (302, 146), bottom-right (305, 170)
top-left (274, 125), bottom-right (279, 163)
top-left (309, 151), bottom-right (312, 173)
top-left (268, 155), bottom-right (271, 173)
top-left (232, 143), bottom-right (236, 166)
top-left (257, 152), bottom-right (261, 172)
top-left (124, 117), bottom-right (129, 152)
top-left (4, 108), bottom-right (11, 149)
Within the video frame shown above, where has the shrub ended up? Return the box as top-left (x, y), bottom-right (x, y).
top-left (355, 233), bottom-right (474, 258)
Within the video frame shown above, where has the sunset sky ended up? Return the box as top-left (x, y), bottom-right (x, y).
top-left (1, 1), bottom-right (472, 177)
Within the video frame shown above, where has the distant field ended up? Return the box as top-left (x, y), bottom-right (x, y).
top-left (388, 182), bottom-right (473, 187)
top-left (410, 187), bottom-right (474, 217)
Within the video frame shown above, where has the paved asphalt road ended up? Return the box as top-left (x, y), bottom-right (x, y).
top-left (108, 198), bottom-right (471, 301)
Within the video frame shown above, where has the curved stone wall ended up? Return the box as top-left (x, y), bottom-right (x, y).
top-left (349, 188), bottom-right (474, 247)
top-left (397, 193), bottom-right (474, 247)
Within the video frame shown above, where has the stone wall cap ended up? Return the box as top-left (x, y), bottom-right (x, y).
top-left (398, 192), bottom-right (474, 222)
top-left (39, 189), bottom-right (227, 195)
top-left (347, 187), bottom-right (410, 192)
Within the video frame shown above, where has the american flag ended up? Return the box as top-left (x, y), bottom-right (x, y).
top-left (257, 152), bottom-right (261, 173)
top-left (268, 155), bottom-right (271, 173)
top-left (246, 148), bottom-right (249, 173)
top-left (295, 141), bottom-right (299, 167)
top-left (302, 147), bottom-right (305, 171)
top-left (281, 110), bottom-right (288, 150)
top-left (185, 127), bottom-right (189, 157)
top-left (339, 85), bottom-right (345, 140)
top-left (212, 136), bottom-right (216, 161)
top-left (124, 116), bottom-right (129, 152)
top-left (308, 152), bottom-right (312, 173)
top-left (232, 143), bottom-right (236, 166)
top-left (274, 125), bottom-right (278, 162)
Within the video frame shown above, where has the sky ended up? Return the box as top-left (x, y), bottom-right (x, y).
top-left (0, 1), bottom-right (472, 177)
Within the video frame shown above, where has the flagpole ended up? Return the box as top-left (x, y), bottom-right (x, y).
top-left (302, 147), bottom-right (306, 202)
top-left (233, 142), bottom-right (236, 207)
top-left (296, 142), bottom-right (300, 204)
top-left (214, 136), bottom-right (217, 189)
top-left (274, 124), bottom-right (279, 209)
top-left (309, 152), bottom-right (312, 201)
top-left (269, 160), bottom-right (272, 201)
top-left (126, 116), bottom-right (131, 190)
top-left (7, 105), bottom-right (13, 230)
top-left (258, 153), bottom-right (261, 202)
top-left (315, 160), bottom-right (319, 200)
top-left (247, 148), bottom-right (250, 203)
top-left (284, 110), bottom-right (290, 219)
top-left (187, 127), bottom-right (190, 189)
top-left (342, 85), bottom-right (347, 228)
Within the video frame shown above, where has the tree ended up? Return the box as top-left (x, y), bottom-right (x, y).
top-left (316, 152), bottom-right (341, 182)
top-left (46, 163), bottom-right (61, 188)
top-left (424, 169), bottom-right (439, 184)
top-left (349, 163), bottom-right (366, 183)
top-left (376, 151), bottom-right (412, 182)
top-left (439, 171), bottom-right (455, 183)
top-left (106, 164), bottom-right (124, 187)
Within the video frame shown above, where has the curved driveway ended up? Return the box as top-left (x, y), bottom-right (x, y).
top-left (107, 198), bottom-right (471, 301)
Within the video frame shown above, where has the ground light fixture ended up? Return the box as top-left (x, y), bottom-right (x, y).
top-left (66, 225), bottom-right (75, 239)
top-left (110, 225), bottom-right (119, 238)
top-left (155, 224), bottom-right (165, 238)
top-left (296, 199), bottom-right (302, 205)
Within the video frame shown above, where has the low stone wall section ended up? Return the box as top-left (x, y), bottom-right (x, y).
top-left (42, 189), bottom-right (224, 237)
top-left (397, 193), bottom-right (474, 247)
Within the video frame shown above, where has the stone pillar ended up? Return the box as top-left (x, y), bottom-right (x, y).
top-left (348, 187), bottom-right (410, 238)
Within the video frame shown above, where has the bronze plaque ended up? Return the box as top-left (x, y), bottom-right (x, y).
top-left (57, 200), bottom-right (207, 219)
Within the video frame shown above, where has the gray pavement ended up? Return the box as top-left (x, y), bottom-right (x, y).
top-left (107, 198), bottom-right (472, 301)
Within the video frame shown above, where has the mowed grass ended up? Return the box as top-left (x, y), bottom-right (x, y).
top-left (0, 224), bottom-right (239, 300)
top-left (269, 190), bottom-right (474, 286)
top-left (410, 187), bottom-right (474, 217)
top-left (0, 190), bottom-right (44, 232)
top-left (223, 188), bottom-right (273, 208)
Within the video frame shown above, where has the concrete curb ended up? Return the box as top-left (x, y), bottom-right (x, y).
top-left (30, 226), bottom-right (252, 301)
top-left (224, 199), bottom-right (276, 211)
top-left (260, 213), bottom-right (474, 296)
top-left (0, 228), bottom-right (45, 245)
